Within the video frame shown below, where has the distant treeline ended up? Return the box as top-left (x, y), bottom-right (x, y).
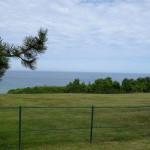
top-left (8, 77), bottom-right (150, 94)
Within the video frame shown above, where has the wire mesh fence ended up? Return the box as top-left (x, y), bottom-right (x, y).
top-left (0, 106), bottom-right (150, 150)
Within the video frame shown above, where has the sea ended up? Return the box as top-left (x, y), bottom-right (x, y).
top-left (0, 71), bottom-right (150, 94)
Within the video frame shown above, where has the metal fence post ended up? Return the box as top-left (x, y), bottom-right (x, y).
top-left (18, 106), bottom-right (22, 150)
top-left (90, 105), bottom-right (94, 143)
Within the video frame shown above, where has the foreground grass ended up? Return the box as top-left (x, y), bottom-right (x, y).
top-left (0, 93), bottom-right (150, 150)
top-left (28, 139), bottom-right (150, 150)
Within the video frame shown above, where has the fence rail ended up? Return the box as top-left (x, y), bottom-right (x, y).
top-left (0, 105), bottom-right (150, 150)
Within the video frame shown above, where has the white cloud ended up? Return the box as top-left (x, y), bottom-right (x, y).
top-left (0, 0), bottom-right (150, 73)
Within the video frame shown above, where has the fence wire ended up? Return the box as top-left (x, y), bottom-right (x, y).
top-left (0, 106), bottom-right (150, 150)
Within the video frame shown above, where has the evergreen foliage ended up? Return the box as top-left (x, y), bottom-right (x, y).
top-left (0, 28), bottom-right (48, 79)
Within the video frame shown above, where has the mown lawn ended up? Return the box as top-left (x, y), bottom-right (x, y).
top-left (0, 93), bottom-right (150, 106)
top-left (0, 93), bottom-right (150, 150)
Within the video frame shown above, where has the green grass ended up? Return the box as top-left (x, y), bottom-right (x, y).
top-left (0, 93), bottom-right (150, 106)
top-left (0, 93), bottom-right (150, 150)
top-left (27, 139), bottom-right (150, 150)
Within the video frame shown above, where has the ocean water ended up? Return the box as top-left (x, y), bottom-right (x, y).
top-left (0, 71), bottom-right (150, 93)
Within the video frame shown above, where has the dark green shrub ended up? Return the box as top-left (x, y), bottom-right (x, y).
top-left (7, 77), bottom-right (150, 94)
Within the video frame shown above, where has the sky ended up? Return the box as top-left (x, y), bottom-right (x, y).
top-left (0, 0), bottom-right (150, 73)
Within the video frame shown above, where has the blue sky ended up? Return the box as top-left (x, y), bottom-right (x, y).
top-left (0, 0), bottom-right (150, 73)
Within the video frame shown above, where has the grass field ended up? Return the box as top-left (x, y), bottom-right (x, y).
top-left (0, 93), bottom-right (150, 107)
top-left (0, 93), bottom-right (150, 150)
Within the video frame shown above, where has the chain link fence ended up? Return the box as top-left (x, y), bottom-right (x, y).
top-left (0, 106), bottom-right (150, 149)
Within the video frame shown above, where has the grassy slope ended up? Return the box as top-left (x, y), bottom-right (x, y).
top-left (0, 93), bottom-right (150, 150)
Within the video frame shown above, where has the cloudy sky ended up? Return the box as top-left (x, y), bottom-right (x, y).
top-left (0, 0), bottom-right (150, 73)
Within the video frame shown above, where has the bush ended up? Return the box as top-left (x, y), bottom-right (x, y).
top-left (8, 86), bottom-right (66, 94)
top-left (65, 79), bottom-right (87, 93)
top-left (7, 77), bottom-right (150, 94)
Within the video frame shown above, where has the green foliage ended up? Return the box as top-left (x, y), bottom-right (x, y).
top-left (8, 86), bottom-right (65, 94)
top-left (91, 77), bottom-right (115, 93)
top-left (122, 78), bottom-right (136, 93)
top-left (65, 79), bottom-right (87, 93)
top-left (0, 28), bottom-right (48, 79)
top-left (145, 77), bottom-right (150, 92)
top-left (8, 77), bottom-right (150, 94)
top-left (113, 81), bottom-right (121, 93)
top-left (122, 77), bottom-right (150, 93)
top-left (0, 56), bottom-right (9, 78)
